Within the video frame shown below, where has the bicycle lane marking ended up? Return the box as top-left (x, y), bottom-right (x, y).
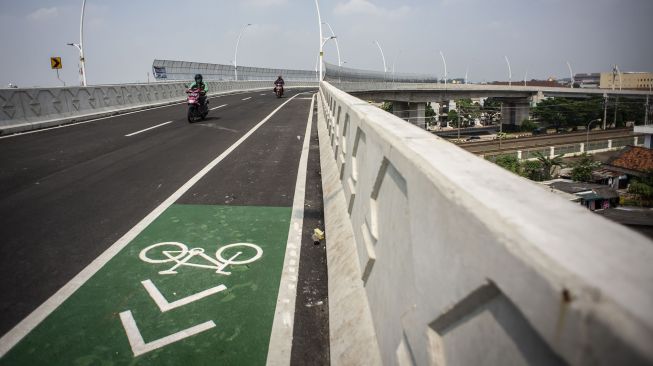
top-left (0, 96), bottom-right (294, 363)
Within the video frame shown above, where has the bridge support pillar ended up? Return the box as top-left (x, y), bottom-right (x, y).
top-left (391, 101), bottom-right (426, 129)
top-left (499, 98), bottom-right (531, 131)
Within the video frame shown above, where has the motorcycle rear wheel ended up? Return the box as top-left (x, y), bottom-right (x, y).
top-left (188, 106), bottom-right (196, 123)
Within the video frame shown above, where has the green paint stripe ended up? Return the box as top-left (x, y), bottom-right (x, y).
top-left (1, 204), bottom-right (291, 366)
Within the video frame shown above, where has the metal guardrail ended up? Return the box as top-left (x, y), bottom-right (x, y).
top-left (152, 59), bottom-right (316, 82)
top-left (0, 80), bottom-right (317, 135)
top-left (318, 80), bottom-right (653, 366)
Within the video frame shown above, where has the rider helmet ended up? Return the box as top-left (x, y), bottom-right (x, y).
top-left (194, 74), bottom-right (203, 83)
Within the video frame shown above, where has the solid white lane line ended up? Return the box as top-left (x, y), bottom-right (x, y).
top-left (242, 97), bottom-right (252, 101)
top-left (125, 121), bottom-right (173, 137)
top-left (0, 93), bottom-right (302, 357)
top-left (266, 93), bottom-right (315, 365)
top-left (210, 104), bottom-right (228, 111)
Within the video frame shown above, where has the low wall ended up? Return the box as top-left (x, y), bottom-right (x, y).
top-left (318, 80), bottom-right (653, 365)
top-left (0, 81), bottom-right (317, 135)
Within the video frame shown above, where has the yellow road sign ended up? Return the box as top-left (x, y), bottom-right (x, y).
top-left (50, 57), bottom-right (62, 69)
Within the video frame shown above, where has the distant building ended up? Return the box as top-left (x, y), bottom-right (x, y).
top-left (574, 73), bottom-right (600, 88)
top-left (600, 71), bottom-right (653, 90)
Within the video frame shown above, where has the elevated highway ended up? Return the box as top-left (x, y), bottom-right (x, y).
top-left (0, 76), bottom-right (652, 366)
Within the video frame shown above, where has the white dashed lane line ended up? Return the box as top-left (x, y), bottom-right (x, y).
top-left (125, 121), bottom-right (173, 137)
top-left (242, 97), bottom-right (252, 101)
top-left (210, 104), bottom-right (228, 111)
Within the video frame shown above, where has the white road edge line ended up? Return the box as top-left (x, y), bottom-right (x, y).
top-left (242, 97), bottom-right (252, 101)
top-left (125, 121), bottom-right (173, 137)
top-left (210, 104), bottom-right (228, 111)
top-left (266, 93), bottom-right (315, 365)
top-left (0, 93), bottom-right (302, 357)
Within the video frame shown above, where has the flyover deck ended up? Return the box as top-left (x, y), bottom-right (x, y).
top-left (0, 89), bottom-right (328, 365)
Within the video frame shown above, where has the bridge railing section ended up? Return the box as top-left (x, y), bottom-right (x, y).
top-left (324, 62), bottom-right (438, 83)
top-left (152, 59), bottom-right (317, 82)
top-left (0, 80), bottom-right (317, 135)
top-left (317, 80), bottom-right (653, 365)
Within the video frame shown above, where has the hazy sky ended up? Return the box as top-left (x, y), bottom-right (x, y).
top-left (1, 0), bottom-right (652, 87)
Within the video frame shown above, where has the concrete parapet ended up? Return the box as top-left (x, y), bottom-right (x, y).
top-left (319, 80), bottom-right (653, 366)
top-left (0, 81), bottom-right (317, 135)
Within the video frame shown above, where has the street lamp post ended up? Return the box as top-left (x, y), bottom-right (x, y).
top-left (234, 23), bottom-right (252, 81)
top-left (373, 41), bottom-right (387, 79)
top-left (586, 118), bottom-right (602, 151)
top-left (315, 0), bottom-right (324, 81)
top-left (566, 61), bottom-right (574, 88)
top-left (504, 56), bottom-right (512, 87)
top-left (67, 0), bottom-right (87, 86)
top-left (322, 22), bottom-right (341, 67)
top-left (439, 51), bottom-right (447, 87)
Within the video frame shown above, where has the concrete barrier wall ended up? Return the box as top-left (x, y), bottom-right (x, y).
top-left (0, 81), bottom-right (317, 135)
top-left (318, 81), bottom-right (653, 366)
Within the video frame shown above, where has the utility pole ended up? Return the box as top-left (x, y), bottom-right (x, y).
top-left (603, 93), bottom-right (608, 130)
top-left (645, 93), bottom-right (650, 126)
top-left (614, 96), bottom-right (619, 128)
top-left (457, 106), bottom-right (461, 140)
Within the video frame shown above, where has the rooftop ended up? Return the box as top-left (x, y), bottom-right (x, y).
top-left (608, 146), bottom-right (653, 173)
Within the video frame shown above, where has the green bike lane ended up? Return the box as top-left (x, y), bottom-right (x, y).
top-left (0, 94), bottom-right (315, 366)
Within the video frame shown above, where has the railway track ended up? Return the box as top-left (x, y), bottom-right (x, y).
top-left (458, 128), bottom-right (642, 154)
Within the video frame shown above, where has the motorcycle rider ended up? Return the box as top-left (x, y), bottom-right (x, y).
top-left (189, 74), bottom-right (208, 107)
top-left (274, 75), bottom-right (285, 95)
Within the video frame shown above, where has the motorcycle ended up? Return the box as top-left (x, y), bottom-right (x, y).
top-left (274, 84), bottom-right (284, 98)
top-left (186, 88), bottom-right (208, 122)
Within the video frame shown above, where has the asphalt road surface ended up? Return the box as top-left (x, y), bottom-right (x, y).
top-left (0, 88), bottom-right (328, 365)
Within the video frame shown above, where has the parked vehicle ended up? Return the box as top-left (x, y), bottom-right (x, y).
top-left (186, 88), bottom-right (208, 122)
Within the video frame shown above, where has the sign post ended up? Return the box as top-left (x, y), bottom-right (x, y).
top-left (50, 57), bottom-right (65, 86)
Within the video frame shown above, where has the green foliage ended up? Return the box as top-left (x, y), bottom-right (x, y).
top-left (520, 160), bottom-right (544, 181)
top-left (628, 170), bottom-right (653, 200)
top-left (570, 153), bottom-right (601, 182)
top-left (381, 102), bottom-right (393, 112)
top-left (532, 96), bottom-right (646, 129)
top-left (448, 110), bottom-right (459, 123)
top-left (532, 151), bottom-right (564, 180)
top-left (520, 119), bottom-right (538, 132)
top-left (628, 182), bottom-right (653, 199)
top-left (483, 98), bottom-right (502, 110)
top-left (425, 103), bottom-right (436, 118)
top-left (494, 155), bottom-right (520, 174)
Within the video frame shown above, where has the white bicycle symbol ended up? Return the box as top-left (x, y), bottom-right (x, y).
top-left (139, 242), bottom-right (263, 275)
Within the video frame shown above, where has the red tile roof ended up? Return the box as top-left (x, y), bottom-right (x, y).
top-left (609, 146), bottom-right (653, 173)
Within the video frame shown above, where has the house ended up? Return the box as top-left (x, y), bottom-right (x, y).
top-left (541, 180), bottom-right (620, 211)
top-left (605, 146), bottom-right (653, 178)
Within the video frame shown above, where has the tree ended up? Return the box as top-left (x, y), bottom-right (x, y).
top-left (532, 97), bottom-right (603, 130)
top-left (425, 103), bottom-right (437, 126)
top-left (532, 152), bottom-right (564, 180)
top-left (448, 110), bottom-right (459, 127)
top-left (381, 102), bottom-right (393, 112)
top-left (570, 153), bottom-right (601, 182)
top-left (457, 98), bottom-right (481, 127)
